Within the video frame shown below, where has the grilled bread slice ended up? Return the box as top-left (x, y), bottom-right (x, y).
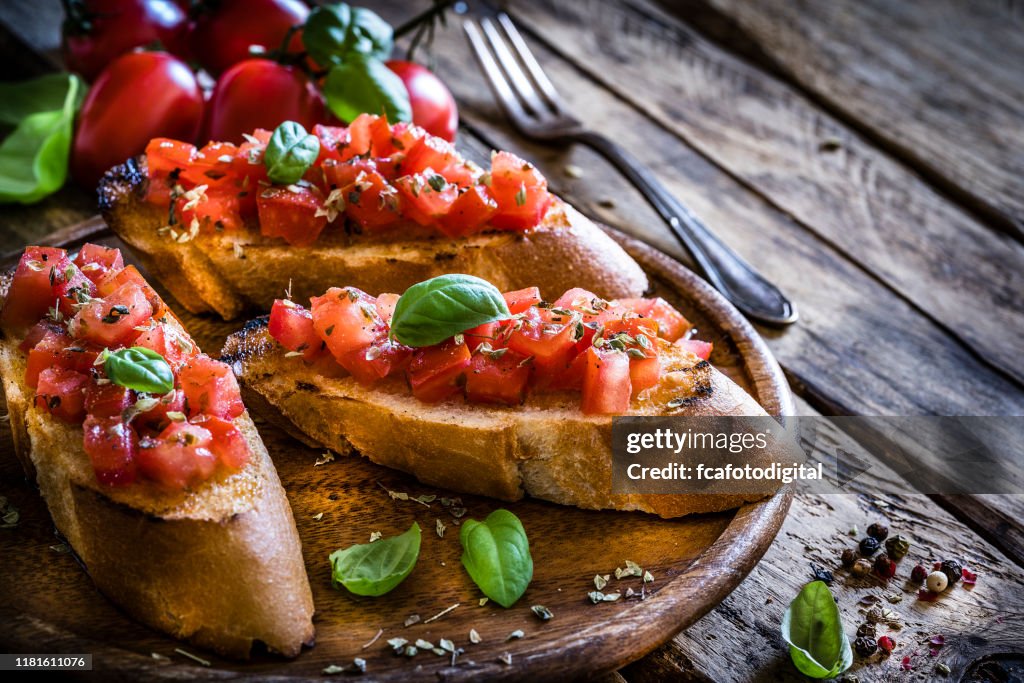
top-left (0, 277), bottom-right (315, 660)
top-left (223, 318), bottom-right (785, 518)
top-left (99, 157), bottom-right (649, 320)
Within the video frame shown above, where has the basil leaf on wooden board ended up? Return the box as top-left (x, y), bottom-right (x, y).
top-left (264, 121), bottom-right (320, 185)
top-left (330, 522), bottom-right (421, 596)
top-left (302, 2), bottom-right (394, 67)
top-left (460, 509), bottom-right (533, 608)
top-left (102, 347), bottom-right (175, 395)
top-left (781, 580), bottom-right (853, 678)
top-left (390, 274), bottom-right (511, 347)
top-left (0, 73), bottom-right (84, 204)
top-left (323, 54), bottom-right (412, 125)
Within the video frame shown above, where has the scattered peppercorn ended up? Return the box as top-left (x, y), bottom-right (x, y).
top-left (939, 559), bottom-right (962, 586)
top-left (911, 564), bottom-right (928, 583)
top-left (859, 537), bottom-right (881, 556)
top-left (841, 548), bottom-right (858, 569)
top-left (855, 636), bottom-right (878, 657)
top-left (884, 535), bottom-right (910, 561)
top-left (877, 635), bottom-right (895, 653)
top-left (874, 554), bottom-right (897, 579)
top-left (851, 559), bottom-right (873, 577)
top-left (865, 606), bottom-right (884, 623)
top-left (856, 622), bottom-right (877, 638)
top-left (926, 571), bottom-right (949, 593)
top-left (811, 563), bottom-right (834, 585)
top-left (867, 523), bottom-right (889, 541)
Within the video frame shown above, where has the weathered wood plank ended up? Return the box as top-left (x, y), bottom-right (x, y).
top-left (500, 0), bottom-right (1024, 388)
top-left (373, 0), bottom-right (1024, 418)
top-left (671, 0), bottom-right (1024, 240)
top-left (624, 397), bottom-right (1024, 682)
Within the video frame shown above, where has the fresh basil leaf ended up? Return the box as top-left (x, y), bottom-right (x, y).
top-left (781, 580), bottom-right (853, 679)
top-left (303, 2), bottom-right (393, 67)
top-left (390, 274), bottom-right (511, 347)
top-left (103, 347), bottom-right (175, 395)
top-left (460, 509), bottom-right (533, 608)
top-left (330, 522), bottom-right (421, 596)
top-left (264, 121), bottom-right (320, 185)
top-left (323, 54), bottom-right (411, 125)
top-left (0, 73), bottom-right (84, 204)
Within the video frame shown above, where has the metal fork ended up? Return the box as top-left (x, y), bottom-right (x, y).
top-left (464, 13), bottom-right (797, 326)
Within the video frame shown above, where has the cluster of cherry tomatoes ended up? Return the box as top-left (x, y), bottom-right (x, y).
top-left (65, 0), bottom-right (458, 187)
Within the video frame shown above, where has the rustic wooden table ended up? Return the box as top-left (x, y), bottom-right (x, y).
top-left (2, 1), bottom-right (1023, 681)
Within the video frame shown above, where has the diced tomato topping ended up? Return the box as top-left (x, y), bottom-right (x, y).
top-left (84, 382), bottom-right (134, 419)
top-left (269, 299), bottom-right (325, 360)
top-left (95, 265), bottom-right (171, 322)
top-left (73, 244), bottom-right (124, 285)
top-left (408, 340), bottom-right (471, 403)
top-left (507, 318), bottom-right (578, 374)
top-left (463, 321), bottom-right (500, 352)
top-left (487, 151), bottom-right (552, 231)
top-left (374, 293), bottom-right (400, 326)
top-left (1, 247), bottom-right (67, 330)
top-left (313, 123), bottom-right (348, 164)
top-left (133, 323), bottom-right (198, 371)
top-left (322, 161), bottom-right (402, 231)
top-left (83, 416), bottom-right (138, 486)
top-left (394, 172), bottom-right (458, 226)
top-left (25, 330), bottom-right (100, 388)
top-left (137, 421), bottom-right (217, 489)
top-left (178, 355), bottom-right (244, 420)
top-left (256, 185), bottom-right (328, 247)
top-left (465, 350), bottom-right (531, 405)
top-left (547, 350), bottom-right (588, 391)
top-left (311, 287), bottom-right (386, 359)
top-left (178, 187), bottom-right (245, 233)
top-left (629, 356), bottom-right (661, 396)
top-left (581, 348), bottom-right (632, 415)
top-left (197, 416), bottom-right (250, 470)
top-left (437, 186), bottom-right (497, 237)
top-left (341, 113), bottom-right (376, 160)
top-left (619, 297), bottom-right (691, 342)
top-left (674, 338), bottom-right (713, 361)
top-left (338, 337), bottom-right (411, 386)
top-left (68, 282), bottom-right (154, 347)
top-left (144, 138), bottom-right (196, 204)
top-left (503, 287), bottom-right (542, 315)
top-left (403, 135), bottom-right (459, 176)
top-left (18, 319), bottom-right (62, 353)
top-left (34, 367), bottom-right (89, 422)
top-left (135, 389), bottom-right (187, 434)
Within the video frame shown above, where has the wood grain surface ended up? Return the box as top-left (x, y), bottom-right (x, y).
top-left (0, 226), bottom-right (793, 680)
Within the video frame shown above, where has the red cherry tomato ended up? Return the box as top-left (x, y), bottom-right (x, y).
top-left (386, 60), bottom-right (458, 142)
top-left (190, 0), bottom-right (308, 76)
top-left (202, 59), bottom-right (326, 143)
top-left (72, 51), bottom-right (203, 188)
top-left (62, 0), bottom-right (190, 81)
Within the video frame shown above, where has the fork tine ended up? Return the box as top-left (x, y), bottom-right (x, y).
top-left (464, 19), bottom-right (531, 125)
top-left (479, 16), bottom-right (551, 118)
top-left (495, 13), bottom-right (566, 113)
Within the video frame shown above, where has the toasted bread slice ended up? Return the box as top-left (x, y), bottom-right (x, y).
top-left (0, 279), bottom-right (315, 659)
top-left (99, 157), bottom-right (649, 320)
top-left (223, 319), bottom-right (785, 518)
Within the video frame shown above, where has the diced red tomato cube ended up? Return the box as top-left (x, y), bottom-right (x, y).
top-left (408, 339), bottom-right (471, 403)
top-left (53, 261), bottom-right (96, 317)
top-left (73, 244), bottom-right (124, 285)
top-left (134, 389), bottom-right (187, 435)
top-left (438, 186), bottom-right (497, 236)
top-left (178, 355), bottom-right (244, 419)
top-left (83, 415), bottom-right (138, 486)
top-left (313, 123), bottom-right (348, 164)
top-left (581, 348), bottom-right (632, 415)
top-left (465, 350), bottom-right (531, 405)
top-left (340, 113), bottom-right (377, 160)
top-left (85, 382), bottom-right (134, 418)
top-left (375, 293), bottom-right (400, 326)
top-left (18, 319), bottom-right (62, 352)
top-left (503, 287), bottom-right (542, 314)
top-left (145, 138), bottom-right (197, 205)
top-left (26, 330), bottom-right (100, 388)
top-left (323, 161), bottom-right (402, 231)
top-left (1, 247), bottom-right (66, 330)
top-left (463, 321), bottom-right (500, 352)
top-left (402, 135), bottom-right (458, 176)
top-left (95, 265), bottom-right (171, 323)
top-left (311, 287), bottom-right (386, 360)
top-left (133, 322), bottom-right (198, 371)
top-left (507, 319), bottom-right (578, 374)
top-left (34, 367), bottom-right (89, 422)
top-left (602, 318), bottom-right (659, 357)
top-left (269, 299), bottom-right (325, 360)
top-left (394, 172), bottom-right (458, 226)
top-left (338, 338), bottom-right (412, 386)
top-left (487, 150), bottom-right (552, 231)
top-left (546, 350), bottom-right (588, 391)
top-left (257, 185), bottom-right (329, 247)
top-left (674, 338), bottom-right (713, 361)
top-left (197, 415), bottom-right (250, 470)
top-left (137, 421), bottom-right (217, 489)
top-left (68, 282), bottom-right (154, 347)
top-left (629, 356), bottom-right (662, 396)
top-left (619, 297), bottom-right (691, 342)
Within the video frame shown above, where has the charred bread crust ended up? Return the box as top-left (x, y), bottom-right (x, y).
top-left (0, 277), bottom-right (315, 659)
top-left (99, 156), bottom-right (650, 320)
top-left (224, 323), bottom-right (784, 518)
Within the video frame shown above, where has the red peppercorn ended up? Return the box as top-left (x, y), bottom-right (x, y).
top-left (877, 635), bottom-right (895, 653)
top-left (911, 564), bottom-right (928, 583)
top-left (874, 554), bottom-right (897, 579)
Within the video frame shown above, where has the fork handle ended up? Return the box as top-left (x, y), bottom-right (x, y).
top-left (574, 131), bottom-right (797, 326)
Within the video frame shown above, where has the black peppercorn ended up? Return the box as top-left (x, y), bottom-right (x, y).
top-left (856, 622), bottom-right (877, 638)
top-left (841, 548), bottom-right (858, 568)
top-left (858, 536), bottom-right (880, 556)
top-left (884, 534), bottom-right (910, 561)
top-left (911, 564), bottom-right (928, 583)
top-left (867, 522), bottom-right (889, 541)
top-left (940, 559), bottom-right (962, 586)
top-left (854, 636), bottom-right (878, 657)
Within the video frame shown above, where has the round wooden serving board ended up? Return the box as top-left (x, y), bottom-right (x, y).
top-left (0, 222), bottom-right (794, 681)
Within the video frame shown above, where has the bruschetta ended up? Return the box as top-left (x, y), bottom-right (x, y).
top-left (223, 277), bottom-right (784, 517)
top-left (99, 115), bottom-right (648, 320)
top-left (0, 244), bottom-right (314, 659)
